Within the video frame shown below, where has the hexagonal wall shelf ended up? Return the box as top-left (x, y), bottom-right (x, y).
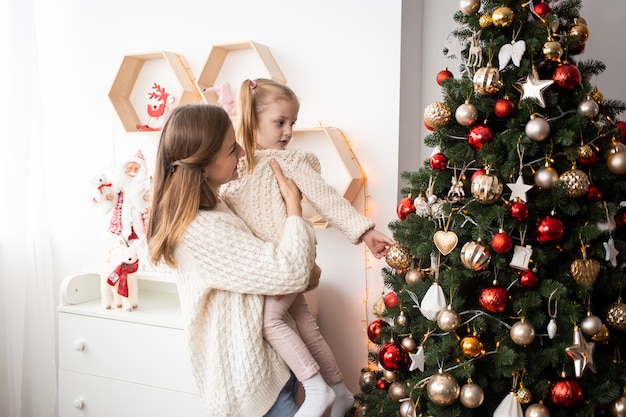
top-left (289, 127), bottom-right (366, 228)
top-left (109, 51), bottom-right (203, 132)
top-left (197, 41), bottom-right (286, 106)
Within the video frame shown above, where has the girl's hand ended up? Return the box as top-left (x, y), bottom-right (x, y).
top-left (361, 229), bottom-right (395, 259)
top-left (270, 159), bottom-right (302, 217)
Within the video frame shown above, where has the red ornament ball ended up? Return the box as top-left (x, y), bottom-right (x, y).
top-left (378, 341), bottom-right (409, 371)
top-left (552, 63), bottom-right (582, 92)
top-left (569, 43), bottom-right (585, 56)
top-left (430, 153), bottom-right (448, 171)
top-left (491, 231), bottom-right (513, 254)
top-left (384, 291), bottom-right (400, 308)
top-left (578, 152), bottom-right (597, 168)
top-left (510, 201), bottom-right (529, 221)
top-left (534, 2), bottom-right (551, 17)
top-left (479, 285), bottom-right (508, 313)
top-left (471, 168), bottom-right (487, 182)
top-left (519, 270), bottom-right (539, 288)
top-left (494, 98), bottom-right (515, 118)
top-left (587, 185), bottom-right (602, 201)
top-left (367, 319), bottom-right (390, 344)
top-left (617, 121), bottom-right (626, 143)
top-left (376, 378), bottom-right (391, 390)
top-left (615, 206), bottom-right (626, 229)
top-left (424, 120), bottom-right (435, 131)
top-left (468, 124), bottom-right (495, 151)
top-left (535, 215), bottom-right (565, 243)
top-left (437, 68), bottom-right (453, 86)
top-left (550, 378), bottom-right (583, 407)
top-left (397, 196), bottom-right (416, 220)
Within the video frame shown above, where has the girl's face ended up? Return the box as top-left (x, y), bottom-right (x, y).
top-left (255, 99), bottom-right (299, 150)
top-left (204, 126), bottom-right (245, 192)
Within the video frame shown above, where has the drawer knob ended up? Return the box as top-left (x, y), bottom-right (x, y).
top-left (73, 398), bottom-right (84, 409)
top-left (73, 340), bottom-right (85, 351)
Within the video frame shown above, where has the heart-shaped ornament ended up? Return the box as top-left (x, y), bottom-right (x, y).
top-left (570, 258), bottom-right (600, 286)
top-left (433, 230), bottom-right (458, 255)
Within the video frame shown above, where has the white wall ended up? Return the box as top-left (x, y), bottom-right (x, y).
top-left (33, 0), bottom-right (626, 397)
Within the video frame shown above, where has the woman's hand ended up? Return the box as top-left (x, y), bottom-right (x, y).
top-left (270, 159), bottom-right (302, 217)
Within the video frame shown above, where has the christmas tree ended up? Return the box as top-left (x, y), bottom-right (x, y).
top-left (355, 1), bottom-right (626, 417)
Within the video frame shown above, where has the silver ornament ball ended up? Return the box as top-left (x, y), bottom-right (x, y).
top-left (437, 305), bottom-right (461, 332)
top-left (609, 394), bottom-right (626, 417)
top-left (405, 268), bottom-right (424, 285)
top-left (510, 319), bottom-right (536, 346)
top-left (525, 116), bottom-right (551, 142)
top-left (459, 382), bottom-right (484, 408)
top-left (534, 166), bottom-right (559, 189)
top-left (427, 370), bottom-right (460, 406)
top-left (459, 0), bottom-right (480, 16)
top-left (525, 403), bottom-right (551, 417)
top-left (401, 336), bottom-right (418, 353)
top-left (580, 314), bottom-right (603, 336)
top-left (608, 151), bottom-right (626, 175)
top-left (455, 101), bottom-right (478, 126)
top-left (388, 381), bottom-right (407, 402)
top-left (578, 99), bottom-right (599, 118)
top-left (359, 371), bottom-right (376, 387)
top-left (399, 399), bottom-right (415, 417)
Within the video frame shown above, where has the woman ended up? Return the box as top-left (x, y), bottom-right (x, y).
top-left (146, 104), bottom-right (317, 417)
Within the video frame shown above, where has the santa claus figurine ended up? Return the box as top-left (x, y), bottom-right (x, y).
top-left (97, 150), bottom-right (151, 243)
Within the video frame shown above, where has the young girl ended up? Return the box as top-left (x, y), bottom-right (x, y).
top-left (220, 78), bottom-right (395, 417)
top-left (146, 104), bottom-right (318, 417)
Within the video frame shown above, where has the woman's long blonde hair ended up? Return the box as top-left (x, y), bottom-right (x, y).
top-left (146, 104), bottom-right (232, 268)
top-left (237, 78), bottom-right (299, 172)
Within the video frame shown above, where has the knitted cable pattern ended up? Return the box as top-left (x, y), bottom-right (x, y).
top-left (174, 205), bottom-right (316, 417)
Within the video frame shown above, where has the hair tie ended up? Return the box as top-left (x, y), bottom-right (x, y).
top-left (167, 161), bottom-right (177, 173)
top-left (249, 80), bottom-right (257, 89)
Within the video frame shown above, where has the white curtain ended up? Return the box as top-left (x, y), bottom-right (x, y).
top-left (0, 0), bottom-right (58, 416)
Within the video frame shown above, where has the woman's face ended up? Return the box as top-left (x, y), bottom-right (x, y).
top-left (204, 126), bottom-right (244, 192)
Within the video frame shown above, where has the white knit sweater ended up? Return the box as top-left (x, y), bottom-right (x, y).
top-left (174, 203), bottom-right (317, 417)
top-left (220, 149), bottom-right (374, 244)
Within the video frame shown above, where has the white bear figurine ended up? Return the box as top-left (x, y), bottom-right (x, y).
top-left (91, 173), bottom-right (116, 214)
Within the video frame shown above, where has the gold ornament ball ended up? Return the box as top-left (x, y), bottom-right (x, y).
top-left (459, 0), bottom-right (480, 16)
top-left (606, 300), bottom-right (626, 331)
top-left (473, 64), bottom-right (503, 95)
top-left (460, 240), bottom-right (492, 271)
top-left (405, 268), bottom-right (424, 285)
top-left (517, 386), bottom-right (533, 404)
top-left (543, 40), bottom-right (563, 61)
top-left (590, 87), bottom-right (604, 103)
top-left (609, 393), bottom-right (626, 417)
top-left (359, 371), bottom-right (377, 387)
top-left (525, 403), bottom-right (551, 417)
top-left (510, 319), bottom-right (536, 346)
top-left (569, 21), bottom-right (590, 45)
top-left (605, 142), bottom-right (626, 157)
top-left (437, 305), bottom-right (461, 332)
top-left (608, 151), bottom-right (626, 175)
top-left (471, 172), bottom-right (503, 204)
top-left (385, 245), bottom-right (412, 270)
top-left (427, 370), bottom-right (460, 406)
top-left (424, 101), bottom-right (452, 129)
top-left (479, 11), bottom-right (492, 28)
top-left (491, 6), bottom-right (514, 27)
top-left (460, 334), bottom-right (485, 358)
top-left (459, 382), bottom-right (484, 408)
top-left (388, 381), bottom-right (408, 402)
top-left (571, 258), bottom-right (600, 286)
top-left (592, 324), bottom-right (610, 344)
top-left (559, 168), bottom-right (590, 198)
top-left (578, 145), bottom-right (594, 159)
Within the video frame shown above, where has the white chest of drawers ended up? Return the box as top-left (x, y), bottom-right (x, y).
top-left (57, 272), bottom-right (207, 417)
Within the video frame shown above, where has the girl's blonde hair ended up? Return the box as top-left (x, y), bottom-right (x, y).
top-left (146, 104), bottom-right (233, 268)
top-left (237, 78), bottom-right (299, 172)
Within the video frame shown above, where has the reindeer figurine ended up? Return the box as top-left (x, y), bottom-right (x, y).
top-left (467, 31), bottom-right (483, 69)
top-left (100, 240), bottom-right (140, 311)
